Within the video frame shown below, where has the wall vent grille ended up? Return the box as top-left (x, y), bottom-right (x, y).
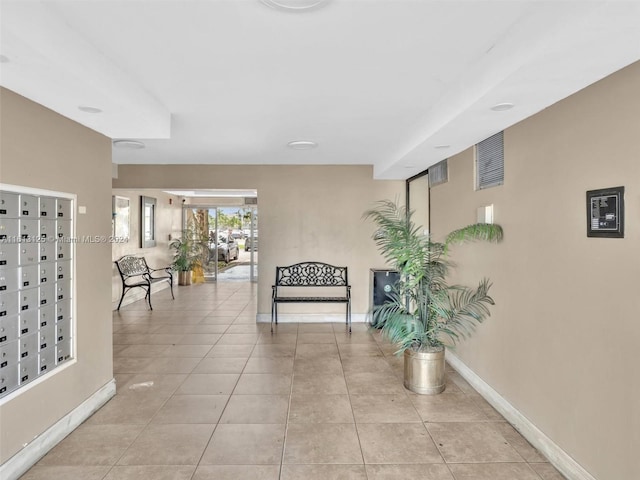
top-left (476, 131), bottom-right (504, 190)
top-left (428, 159), bottom-right (448, 187)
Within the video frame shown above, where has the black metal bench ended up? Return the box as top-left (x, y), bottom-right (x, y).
top-left (114, 255), bottom-right (174, 310)
top-left (271, 262), bottom-right (351, 333)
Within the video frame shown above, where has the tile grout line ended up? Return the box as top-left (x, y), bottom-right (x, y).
top-left (337, 329), bottom-right (369, 475)
top-left (277, 324), bottom-right (298, 480)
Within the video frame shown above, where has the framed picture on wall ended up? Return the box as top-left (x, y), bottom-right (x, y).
top-left (112, 195), bottom-right (130, 240)
top-left (586, 186), bottom-right (624, 238)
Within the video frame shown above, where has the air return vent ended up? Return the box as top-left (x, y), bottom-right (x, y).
top-left (244, 197), bottom-right (258, 205)
top-left (476, 131), bottom-right (504, 190)
top-left (428, 159), bottom-right (448, 187)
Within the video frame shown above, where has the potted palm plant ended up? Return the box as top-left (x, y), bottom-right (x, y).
top-left (363, 200), bottom-right (503, 394)
top-left (169, 235), bottom-right (195, 285)
top-left (169, 220), bottom-right (208, 285)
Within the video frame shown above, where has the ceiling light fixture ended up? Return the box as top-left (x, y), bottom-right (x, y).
top-left (490, 102), bottom-right (515, 112)
top-left (78, 105), bottom-right (102, 114)
top-left (260, 0), bottom-right (330, 12)
top-left (404, 164), bottom-right (416, 169)
top-left (434, 144), bottom-right (450, 149)
top-left (113, 139), bottom-right (145, 149)
top-left (287, 140), bottom-right (317, 150)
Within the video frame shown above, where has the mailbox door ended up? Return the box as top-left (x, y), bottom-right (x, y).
top-left (0, 192), bottom-right (20, 218)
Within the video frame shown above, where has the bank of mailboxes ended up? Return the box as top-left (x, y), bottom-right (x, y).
top-left (0, 190), bottom-right (74, 399)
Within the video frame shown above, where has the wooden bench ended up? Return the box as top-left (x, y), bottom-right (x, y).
top-left (114, 255), bottom-right (174, 310)
top-left (271, 262), bottom-right (351, 333)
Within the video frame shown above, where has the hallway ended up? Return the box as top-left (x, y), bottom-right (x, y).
top-left (20, 282), bottom-right (564, 480)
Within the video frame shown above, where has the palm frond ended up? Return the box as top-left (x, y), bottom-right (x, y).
top-left (436, 279), bottom-right (494, 342)
top-left (445, 223), bottom-right (503, 248)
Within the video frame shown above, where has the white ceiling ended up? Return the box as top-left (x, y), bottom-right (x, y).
top-left (1, 0), bottom-right (639, 180)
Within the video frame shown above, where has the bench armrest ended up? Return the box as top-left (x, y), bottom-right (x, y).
top-left (148, 266), bottom-right (172, 273)
top-left (147, 267), bottom-right (172, 282)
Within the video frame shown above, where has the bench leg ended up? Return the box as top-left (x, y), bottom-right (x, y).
top-left (168, 278), bottom-right (175, 300)
top-left (116, 288), bottom-right (127, 311)
top-left (347, 301), bottom-right (351, 334)
top-left (271, 300), bottom-right (278, 333)
top-left (145, 283), bottom-right (153, 310)
top-left (117, 284), bottom-right (154, 311)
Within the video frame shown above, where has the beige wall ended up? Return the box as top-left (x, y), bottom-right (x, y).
top-left (111, 189), bottom-right (182, 308)
top-left (113, 165), bottom-right (404, 316)
top-left (0, 88), bottom-right (113, 462)
top-left (430, 62), bottom-right (640, 480)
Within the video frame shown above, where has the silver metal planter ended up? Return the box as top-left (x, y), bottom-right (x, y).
top-left (404, 348), bottom-right (446, 395)
top-left (178, 270), bottom-right (192, 286)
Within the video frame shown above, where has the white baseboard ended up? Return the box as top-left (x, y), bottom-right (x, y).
top-left (256, 313), bottom-right (368, 324)
top-left (446, 351), bottom-right (595, 480)
top-left (0, 379), bottom-right (116, 480)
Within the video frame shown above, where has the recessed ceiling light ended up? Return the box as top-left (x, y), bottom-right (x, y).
top-left (404, 164), bottom-right (416, 169)
top-left (0, 55), bottom-right (10, 63)
top-left (78, 105), bottom-right (102, 114)
top-left (113, 140), bottom-right (145, 149)
top-left (287, 140), bottom-right (317, 150)
top-left (490, 103), bottom-right (515, 112)
top-left (260, 0), bottom-right (330, 12)
top-left (434, 144), bottom-right (450, 149)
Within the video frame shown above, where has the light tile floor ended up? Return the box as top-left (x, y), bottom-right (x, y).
top-left (21, 282), bottom-right (566, 480)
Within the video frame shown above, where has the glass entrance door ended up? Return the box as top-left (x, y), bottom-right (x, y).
top-left (183, 205), bottom-right (257, 282)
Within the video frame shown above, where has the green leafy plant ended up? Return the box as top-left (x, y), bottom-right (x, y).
top-left (169, 220), bottom-right (208, 272)
top-left (169, 236), bottom-right (194, 272)
top-left (363, 199), bottom-right (503, 354)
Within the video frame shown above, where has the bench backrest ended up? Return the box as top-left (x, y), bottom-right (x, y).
top-left (275, 262), bottom-right (348, 287)
top-left (115, 255), bottom-right (150, 278)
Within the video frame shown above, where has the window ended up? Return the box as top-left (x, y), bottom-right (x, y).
top-left (476, 131), bottom-right (504, 190)
top-left (140, 196), bottom-right (156, 248)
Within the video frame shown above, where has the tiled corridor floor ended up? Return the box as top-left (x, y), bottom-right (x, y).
top-left (21, 282), bottom-right (565, 480)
